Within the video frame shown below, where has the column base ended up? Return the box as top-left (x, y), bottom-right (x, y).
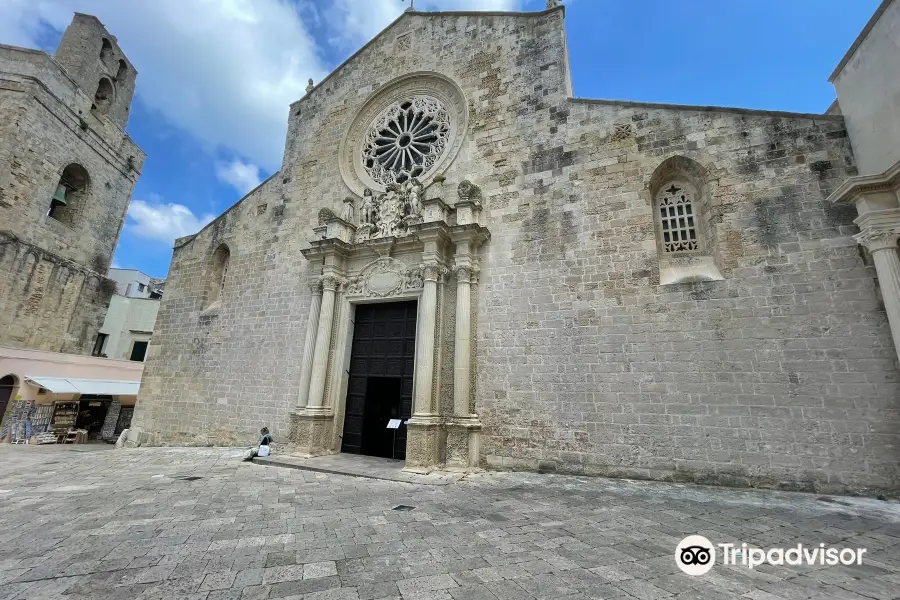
top-left (288, 410), bottom-right (335, 457)
top-left (445, 417), bottom-right (482, 470)
top-left (404, 416), bottom-right (443, 473)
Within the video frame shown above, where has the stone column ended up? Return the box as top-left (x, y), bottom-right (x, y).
top-left (453, 265), bottom-right (473, 417)
top-left (856, 229), bottom-right (900, 361)
top-left (306, 275), bottom-right (341, 412)
top-left (413, 264), bottom-right (443, 416)
top-left (406, 263), bottom-right (445, 473)
top-left (295, 281), bottom-right (323, 409)
top-left (446, 242), bottom-right (482, 470)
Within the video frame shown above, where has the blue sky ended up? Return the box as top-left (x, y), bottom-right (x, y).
top-left (0, 0), bottom-right (882, 278)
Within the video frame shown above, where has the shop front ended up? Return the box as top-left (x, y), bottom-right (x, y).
top-left (0, 347), bottom-right (143, 444)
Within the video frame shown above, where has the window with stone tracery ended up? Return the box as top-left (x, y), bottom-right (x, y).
top-left (656, 181), bottom-right (700, 254)
top-left (362, 95), bottom-right (451, 186)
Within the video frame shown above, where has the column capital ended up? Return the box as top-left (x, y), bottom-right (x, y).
top-left (422, 264), bottom-right (448, 282)
top-left (854, 228), bottom-right (900, 253)
top-left (308, 279), bottom-right (323, 296)
top-left (454, 265), bottom-right (474, 283)
top-left (319, 274), bottom-right (346, 292)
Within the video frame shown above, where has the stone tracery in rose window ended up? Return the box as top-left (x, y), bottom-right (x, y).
top-left (362, 95), bottom-right (451, 187)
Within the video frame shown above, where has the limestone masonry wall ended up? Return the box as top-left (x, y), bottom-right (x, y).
top-left (0, 23), bottom-right (144, 354)
top-left (135, 9), bottom-right (899, 494)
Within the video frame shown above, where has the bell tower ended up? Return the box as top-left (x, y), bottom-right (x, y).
top-left (54, 13), bottom-right (137, 129)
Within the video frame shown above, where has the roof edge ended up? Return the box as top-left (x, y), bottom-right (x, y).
top-left (294, 6), bottom-right (564, 108)
top-left (173, 171), bottom-right (281, 251)
top-left (829, 0), bottom-right (894, 82)
top-left (568, 97), bottom-right (844, 121)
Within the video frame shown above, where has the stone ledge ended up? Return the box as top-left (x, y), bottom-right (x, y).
top-left (252, 453), bottom-right (465, 486)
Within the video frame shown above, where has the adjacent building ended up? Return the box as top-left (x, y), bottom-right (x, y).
top-left (0, 14), bottom-right (144, 354)
top-left (94, 269), bottom-right (164, 362)
top-left (126, 1), bottom-right (897, 495)
top-left (0, 14), bottom-right (145, 442)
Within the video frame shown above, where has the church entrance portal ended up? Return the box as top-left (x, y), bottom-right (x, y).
top-left (340, 301), bottom-right (416, 460)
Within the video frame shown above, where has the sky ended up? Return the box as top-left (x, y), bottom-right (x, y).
top-left (0, 0), bottom-right (883, 278)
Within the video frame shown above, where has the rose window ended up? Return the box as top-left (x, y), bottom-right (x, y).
top-left (362, 96), bottom-right (451, 186)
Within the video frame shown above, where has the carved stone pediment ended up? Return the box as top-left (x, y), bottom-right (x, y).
top-left (345, 257), bottom-right (424, 298)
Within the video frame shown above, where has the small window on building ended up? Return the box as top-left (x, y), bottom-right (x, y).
top-left (138, 283), bottom-right (146, 293)
top-left (116, 59), bottom-right (128, 81)
top-left (92, 333), bottom-right (108, 357)
top-left (100, 38), bottom-right (113, 61)
top-left (206, 244), bottom-right (231, 308)
top-left (93, 78), bottom-right (114, 114)
top-left (657, 182), bottom-right (699, 254)
top-left (48, 164), bottom-right (90, 226)
top-left (125, 283), bottom-right (132, 296)
top-left (130, 341), bottom-right (149, 362)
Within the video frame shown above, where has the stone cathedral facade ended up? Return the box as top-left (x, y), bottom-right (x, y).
top-left (135, 3), bottom-right (900, 495)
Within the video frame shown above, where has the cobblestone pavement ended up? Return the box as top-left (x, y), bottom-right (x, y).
top-left (1, 446), bottom-right (899, 600)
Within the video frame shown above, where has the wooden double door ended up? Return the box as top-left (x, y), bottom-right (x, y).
top-left (341, 301), bottom-right (417, 460)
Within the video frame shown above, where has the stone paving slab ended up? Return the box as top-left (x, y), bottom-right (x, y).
top-left (253, 453), bottom-right (465, 486)
top-left (0, 445), bottom-right (899, 600)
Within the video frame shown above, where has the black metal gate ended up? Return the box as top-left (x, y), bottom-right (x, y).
top-left (341, 301), bottom-right (416, 460)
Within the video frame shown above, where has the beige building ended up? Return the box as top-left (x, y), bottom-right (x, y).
top-left (95, 294), bottom-right (160, 362)
top-left (0, 14), bottom-right (144, 356)
top-left (94, 269), bottom-right (164, 362)
top-left (134, 1), bottom-right (900, 495)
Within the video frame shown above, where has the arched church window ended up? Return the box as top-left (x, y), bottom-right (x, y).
top-left (207, 244), bottom-right (231, 307)
top-left (656, 181), bottom-right (701, 254)
top-left (362, 96), bottom-right (451, 186)
top-left (93, 78), bottom-right (114, 114)
top-left (116, 59), bottom-right (128, 81)
top-left (100, 38), bottom-right (113, 61)
top-left (48, 164), bottom-right (90, 226)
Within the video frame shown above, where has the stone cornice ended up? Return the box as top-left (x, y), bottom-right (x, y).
top-left (301, 238), bottom-right (354, 261)
top-left (448, 224), bottom-right (491, 247)
top-left (568, 97), bottom-right (844, 121)
top-left (828, 158), bottom-right (900, 205)
top-left (854, 208), bottom-right (900, 232)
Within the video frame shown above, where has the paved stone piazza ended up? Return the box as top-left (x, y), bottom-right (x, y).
top-left (2, 446), bottom-right (899, 600)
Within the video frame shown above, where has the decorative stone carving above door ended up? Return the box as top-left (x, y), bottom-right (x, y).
top-left (345, 257), bottom-right (424, 298)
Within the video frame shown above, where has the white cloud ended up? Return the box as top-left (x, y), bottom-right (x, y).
top-left (126, 197), bottom-right (215, 246)
top-left (327, 0), bottom-right (525, 46)
top-left (0, 0), bottom-right (327, 170)
top-left (216, 159), bottom-right (263, 195)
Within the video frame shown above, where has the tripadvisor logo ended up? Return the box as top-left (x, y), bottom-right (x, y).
top-left (676, 536), bottom-right (715, 576)
top-left (676, 536), bottom-right (867, 576)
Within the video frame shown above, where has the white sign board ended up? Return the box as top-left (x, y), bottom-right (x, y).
top-left (386, 419), bottom-right (402, 430)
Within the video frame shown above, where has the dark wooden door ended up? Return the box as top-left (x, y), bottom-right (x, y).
top-left (341, 301), bottom-right (417, 459)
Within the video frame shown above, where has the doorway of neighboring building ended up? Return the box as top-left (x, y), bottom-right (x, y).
top-left (76, 396), bottom-right (111, 440)
top-left (341, 301), bottom-right (416, 460)
top-left (0, 375), bottom-right (15, 426)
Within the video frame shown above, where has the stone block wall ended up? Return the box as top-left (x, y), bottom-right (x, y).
top-left (0, 232), bottom-right (114, 354)
top-left (0, 41), bottom-right (143, 354)
top-left (476, 99), bottom-right (900, 495)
